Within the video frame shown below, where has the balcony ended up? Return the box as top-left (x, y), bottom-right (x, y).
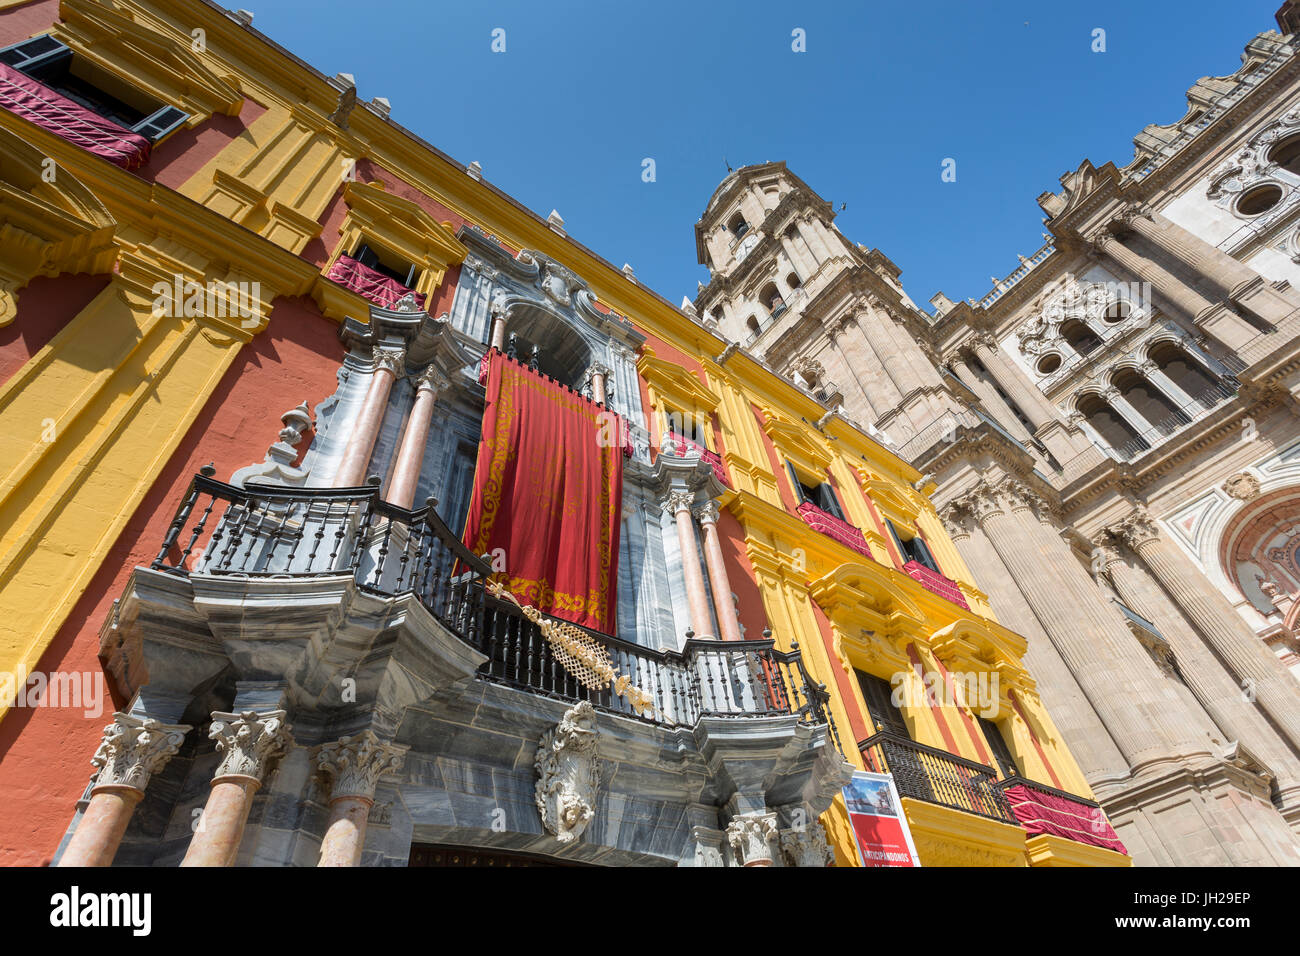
top-left (858, 731), bottom-right (1017, 824)
top-left (665, 430), bottom-right (731, 486)
top-left (996, 776), bottom-right (1127, 855)
top-left (902, 560), bottom-right (969, 610)
top-left (1110, 379), bottom-right (1237, 461)
top-left (326, 253), bottom-right (425, 311)
top-left (795, 501), bottom-right (874, 560)
top-left (151, 473), bottom-right (840, 738)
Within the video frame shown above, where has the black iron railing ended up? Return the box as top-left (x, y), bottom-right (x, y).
top-left (858, 730), bottom-right (1017, 824)
top-left (152, 473), bottom-right (841, 744)
top-left (995, 775), bottom-right (1100, 808)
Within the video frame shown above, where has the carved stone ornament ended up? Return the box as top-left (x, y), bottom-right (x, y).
top-left (209, 710), bottom-right (292, 782)
top-left (1223, 472), bottom-right (1262, 502)
top-left (666, 489), bottom-right (696, 515)
top-left (1113, 509), bottom-right (1161, 550)
top-left (372, 345), bottom-right (406, 377)
top-left (90, 713), bottom-right (190, 793)
top-left (392, 292), bottom-right (422, 314)
top-left (727, 812), bottom-right (778, 866)
top-left (779, 821), bottom-right (835, 867)
top-left (1019, 278), bottom-right (1119, 357)
top-left (315, 730), bottom-right (408, 801)
top-left (694, 499), bottom-right (720, 525)
top-left (535, 701), bottom-right (600, 844)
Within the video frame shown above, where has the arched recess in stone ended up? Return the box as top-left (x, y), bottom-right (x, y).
top-left (1218, 485), bottom-right (1300, 621)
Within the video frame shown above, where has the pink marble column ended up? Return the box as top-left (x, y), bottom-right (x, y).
top-left (669, 490), bottom-right (714, 640)
top-left (335, 345), bottom-right (405, 488)
top-left (58, 713), bottom-right (189, 867)
top-left (386, 366), bottom-right (449, 509)
top-left (695, 501), bottom-right (744, 642)
top-left (589, 363), bottom-right (611, 406)
top-left (314, 730), bottom-right (408, 868)
top-left (181, 710), bottom-right (291, 867)
top-left (489, 313), bottom-right (507, 351)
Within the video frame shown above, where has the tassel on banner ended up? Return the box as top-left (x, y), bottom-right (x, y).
top-left (485, 579), bottom-right (655, 717)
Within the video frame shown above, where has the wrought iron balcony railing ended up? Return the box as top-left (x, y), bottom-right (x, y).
top-left (858, 730), bottom-right (1017, 825)
top-left (151, 473), bottom-right (842, 746)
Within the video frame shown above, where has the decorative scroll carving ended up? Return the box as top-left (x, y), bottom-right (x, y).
top-left (535, 701), bottom-right (600, 844)
top-left (314, 731), bottom-right (408, 801)
top-left (209, 710), bottom-right (292, 782)
top-left (1113, 509), bottom-right (1161, 549)
top-left (90, 713), bottom-right (190, 792)
top-left (372, 345), bottom-right (406, 377)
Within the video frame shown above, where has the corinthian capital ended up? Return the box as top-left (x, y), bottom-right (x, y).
top-left (315, 730), bottom-right (408, 801)
top-left (727, 812), bottom-right (778, 866)
top-left (693, 499), bottom-right (720, 525)
top-left (91, 713), bottom-right (191, 793)
top-left (372, 345), bottom-right (406, 377)
top-left (414, 364), bottom-right (451, 395)
top-left (969, 331), bottom-right (998, 353)
top-left (1114, 201), bottom-right (1154, 230)
top-left (666, 490), bottom-right (696, 515)
top-left (210, 710), bottom-right (292, 782)
top-left (937, 501), bottom-right (972, 539)
top-left (1113, 509), bottom-right (1161, 549)
top-left (949, 481), bottom-right (1004, 523)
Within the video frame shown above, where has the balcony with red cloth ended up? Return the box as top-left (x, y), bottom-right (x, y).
top-left (666, 431), bottom-right (731, 486)
top-left (0, 61), bottom-right (151, 169)
top-left (902, 560), bottom-right (969, 609)
top-left (326, 253), bottom-right (426, 310)
top-left (997, 777), bottom-right (1127, 855)
top-left (795, 501), bottom-right (873, 560)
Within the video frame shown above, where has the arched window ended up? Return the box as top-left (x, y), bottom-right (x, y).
top-left (1269, 134), bottom-right (1300, 177)
top-left (786, 271), bottom-right (802, 289)
top-left (1078, 393), bottom-right (1148, 456)
top-left (1148, 341), bottom-right (1223, 406)
top-left (1060, 320), bottom-right (1103, 356)
top-left (1113, 369), bottom-right (1189, 436)
top-left (729, 213), bottom-right (749, 238)
top-left (759, 282), bottom-right (784, 316)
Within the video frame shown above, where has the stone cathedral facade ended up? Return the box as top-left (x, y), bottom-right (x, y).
top-left (696, 4), bottom-right (1300, 864)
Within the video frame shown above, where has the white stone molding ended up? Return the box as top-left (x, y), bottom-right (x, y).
top-left (535, 701), bottom-right (600, 844)
top-left (726, 812), bottom-right (778, 866)
top-left (90, 713), bottom-right (190, 792)
top-left (690, 825), bottom-right (727, 867)
top-left (314, 731), bottom-right (408, 801)
top-left (779, 820), bottom-right (835, 867)
top-left (209, 709), bottom-right (292, 782)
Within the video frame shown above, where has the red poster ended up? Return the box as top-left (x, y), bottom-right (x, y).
top-left (843, 772), bottom-right (921, 867)
top-left (463, 350), bottom-right (623, 634)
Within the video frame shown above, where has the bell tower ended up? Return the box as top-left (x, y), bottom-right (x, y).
top-left (692, 162), bottom-right (968, 447)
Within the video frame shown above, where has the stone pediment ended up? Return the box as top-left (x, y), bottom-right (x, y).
top-left (1037, 160), bottom-right (1119, 221)
top-left (760, 409), bottom-right (833, 472)
top-left (638, 349), bottom-right (720, 411)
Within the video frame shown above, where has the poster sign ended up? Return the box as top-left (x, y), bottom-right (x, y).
top-left (843, 771), bottom-right (921, 867)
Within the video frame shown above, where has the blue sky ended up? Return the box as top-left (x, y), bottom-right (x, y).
top-left (250, 0), bottom-right (1279, 312)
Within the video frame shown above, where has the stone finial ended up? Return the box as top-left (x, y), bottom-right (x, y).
top-left (327, 82), bottom-right (357, 130)
top-left (535, 701), bottom-right (599, 844)
top-left (726, 812), bottom-right (778, 866)
top-left (209, 710), bottom-right (292, 782)
top-left (547, 209), bottom-right (566, 235)
top-left (622, 263), bottom-right (636, 281)
top-left (392, 292), bottom-right (421, 314)
top-left (315, 731), bottom-right (408, 801)
top-left (466, 160), bottom-right (483, 181)
top-left (680, 296), bottom-right (698, 317)
top-left (779, 820), bottom-right (835, 867)
top-left (369, 96), bottom-right (392, 118)
top-left (90, 713), bottom-right (190, 793)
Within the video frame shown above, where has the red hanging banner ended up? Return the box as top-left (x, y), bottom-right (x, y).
top-left (463, 350), bottom-right (624, 634)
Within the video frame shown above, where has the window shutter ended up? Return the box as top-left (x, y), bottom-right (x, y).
top-left (885, 519), bottom-right (908, 564)
top-left (820, 482), bottom-right (845, 520)
top-left (786, 461), bottom-right (806, 504)
top-left (132, 105), bottom-right (188, 143)
top-left (977, 716), bottom-right (1020, 778)
top-left (913, 534), bottom-right (940, 574)
top-left (856, 670), bottom-right (911, 738)
top-left (0, 35), bottom-right (71, 73)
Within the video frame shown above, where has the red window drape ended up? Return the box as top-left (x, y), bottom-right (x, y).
top-left (0, 62), bottom-right (151, 169)
top-left (326, 254), bottom-right (426, 310)
top-left (463, 350), bottom-right (624, 634)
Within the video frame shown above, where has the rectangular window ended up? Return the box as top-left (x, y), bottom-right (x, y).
top-left (856, 670), bottom-right (909, 738)
top-left (886, 518), bottom-right (941, 573)
top-left (441, 440), bottom-right (479, 536)
top-left (664, 405), bottom-right (709, 448)
top-left (977, 716), bottom-right (1020, 779)
top-left (787, 461), bottom-right (845, 520)
top-left (0, 36), bottom-right (188, 144)
top-left (352, 241), bottom-right (418, 287)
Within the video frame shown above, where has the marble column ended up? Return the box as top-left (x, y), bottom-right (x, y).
top-left (181, 710), bottom-right (292, 867)
top-left (857, 306), bottom-right (922, 398)
top-left (1098, 539), bottom-right (1300, 810)
top-left (386, 365), bottom-right (449, 509)
top-left (968, 334), bottom-right (1060, 432)
top-left (1091, 232), bottom-right (1260, 352)
top-left (695, 500), bottom-right (743, 642)
top-left (778, 235), bottom-right (808, 282)
top-left (669, 490), bottom-right (714, 640)
top-left (489, 311), bottom-right (507, 351)
top-left (1101, 386), bottom-right (1158, 441)
top-left (801, 218), bottom-right (834, 265)
top-left (1116, 509), bottom-right (1300, 753)
top-left (830, 316), bottom-right (891, 418)
top-left (58, 713), bottom-right (189, 867)
top-left (589, 362), bottom-right (611, 406)
top-left (314, 731), bottom-right (408, 867)
top-left (1139, 360), bottom-right (1210, 413)
top-left (336, 345), bottom-right (405, 488)
top-left (964, 481), bottom-right (1210, 771)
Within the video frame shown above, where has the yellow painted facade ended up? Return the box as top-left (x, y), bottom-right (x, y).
top-left (0, 0), bottom-right (1127, 866)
